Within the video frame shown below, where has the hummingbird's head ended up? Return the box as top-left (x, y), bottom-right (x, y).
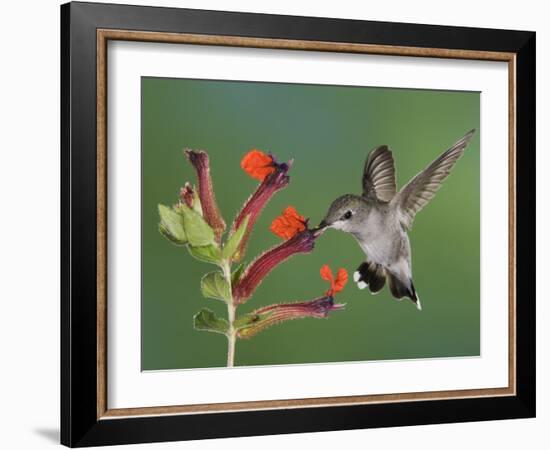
top-left (318, 194), bottom-right (367, 234)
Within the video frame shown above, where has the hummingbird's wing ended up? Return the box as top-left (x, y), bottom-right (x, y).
top-left (391, 129), bottom-right (476, 229)
top-left (362, 145), bottom-right (397, 202)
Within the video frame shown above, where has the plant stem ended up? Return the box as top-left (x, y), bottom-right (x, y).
top-left (226, 302), bottom-right (236, 367)
top-left (223, 261), bottom-right (237, 367)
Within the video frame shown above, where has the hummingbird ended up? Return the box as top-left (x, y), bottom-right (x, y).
top-left (318, 130), bottom-right (476, 310)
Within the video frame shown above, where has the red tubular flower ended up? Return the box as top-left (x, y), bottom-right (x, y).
top-left (232, 230), bottom-right (317, 304)
top-left (231, 151), bottom-right (292, 260)
top-left (241, 149), bottom-right (277, 181)
top-left (185, 149), bottom-right (226, 242)
top-left (254, 296), bottom-right (345, 319)
top-left (320, 265), bottom-right (348, 296)
top-left (179, 182), bottom-right (195, 209)
top-left (270, 206), bottom-right (307, 240)
top-left (237, 296), bottom-right (345, 339)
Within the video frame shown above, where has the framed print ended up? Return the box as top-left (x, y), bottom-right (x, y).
top-left (60, 2), bottom-right (536, 447)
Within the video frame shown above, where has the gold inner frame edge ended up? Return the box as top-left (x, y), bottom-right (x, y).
top-left (96, 29), bottom-right (517, 420)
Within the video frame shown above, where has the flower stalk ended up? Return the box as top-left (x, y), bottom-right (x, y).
top-left (159, 148), bottom-right (346, 368)
top-left (222, 261), bottom-right (237, 367)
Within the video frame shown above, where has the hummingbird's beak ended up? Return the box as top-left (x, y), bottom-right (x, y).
top-left (311, 220), bottom-right (329, 237)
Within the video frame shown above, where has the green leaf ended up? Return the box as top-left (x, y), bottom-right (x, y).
top-left (193, 308), bottom-right (228, 335)
top-left (158, 204), bottom-right (187, 245)
top-left (222, 215), bottom-right (249, 260)
top-left (176, 204), bottom-right (215, 246)
top-left (159, 223), bottom-right (185, 246)
top-left (201, 272), bottom-right (231, 302)
top-left (187, 244), bottom-right (223, 265)
top-left (191, 188), bottom-right (203, 215)
top-left (231, 263), bottom-right (246, 285)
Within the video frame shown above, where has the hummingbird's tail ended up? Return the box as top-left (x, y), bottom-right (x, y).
top-left (354, 261), bottom-right (422, 310)
top-left (387, 273), bottom-right (422, 311)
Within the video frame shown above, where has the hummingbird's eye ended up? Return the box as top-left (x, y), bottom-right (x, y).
top-left (342, 210), bottom-right (353, 220)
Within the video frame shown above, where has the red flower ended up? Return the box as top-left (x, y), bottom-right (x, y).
top-left (237, 296), bottom-right (345, 339)
top-left (230, 152), bottom-right (292, 261)
top-left (185, 149), bottom-right (226, 242)
top-left (179, 182), bottom-right (196, 209)
top-left (320, 265), bottom-right (348, 296)
top-left (232, 230), bottom-right (317, 304)
top-left (241, 150), bottom-right (277, 181)
top-left (270, 206), bottom-right (307, 240)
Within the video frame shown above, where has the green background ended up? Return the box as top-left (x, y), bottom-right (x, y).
top-left (141, 77), bottom-right (480, 370)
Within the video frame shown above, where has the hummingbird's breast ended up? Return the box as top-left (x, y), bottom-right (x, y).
top-left (354, 207), bottom-right (410, 268)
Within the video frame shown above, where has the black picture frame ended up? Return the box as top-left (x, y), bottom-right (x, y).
top-left (61, 1), bottom-right (535, 447)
